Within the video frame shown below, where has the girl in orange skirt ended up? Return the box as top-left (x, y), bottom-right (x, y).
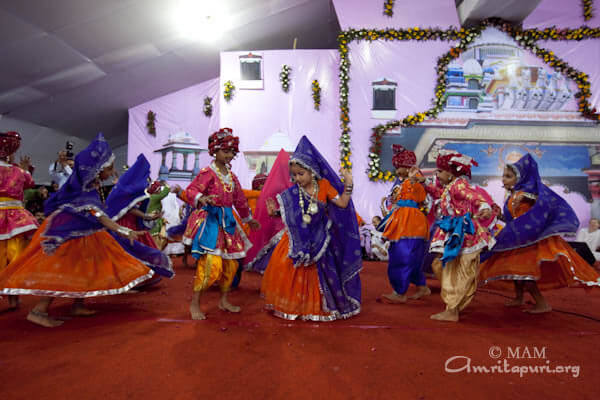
top-left (260, 136), bottom-right (362, 321)
top-left (0, 134), bottom-right (154, 327)
top-left (480, 153), bottom-right (600, 313)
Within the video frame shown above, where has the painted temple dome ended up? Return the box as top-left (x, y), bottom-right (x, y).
top-left (166, 131), bottom-right (199, 145)
top-left (463, 58), bottom-right (483, 76)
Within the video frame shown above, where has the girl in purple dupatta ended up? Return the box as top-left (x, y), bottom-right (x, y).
top-left (480, 153), bottom-right (600, 313)
top-left (0, 133), bottom-right (154, 328)
top-left (260, 136), bottom-right (362, 321)
top-left (105, 153), bottom-right (174, 279)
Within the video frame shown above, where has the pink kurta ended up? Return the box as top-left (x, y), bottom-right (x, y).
top-left (182, 163), bottom-right (252, 259)
top-left (430, 177), bottom-right (495, 254)
top-left (0, 161), bottom-right (38, 240)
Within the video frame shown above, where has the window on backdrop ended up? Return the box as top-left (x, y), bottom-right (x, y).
top-left (239, 52), bottom-right (263, 89)
top-left (371, 78), bottom-right (397, 119)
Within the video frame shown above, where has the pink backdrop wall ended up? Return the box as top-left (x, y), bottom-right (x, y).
top-left (128, 77), bottom-right (220, 183)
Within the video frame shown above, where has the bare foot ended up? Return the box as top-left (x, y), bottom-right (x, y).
top-left (190, 304), bottom-right (206, 320)
top-left (408, 287), bottom-right (431, 300)
top-left (27, 310), bottom-right (64, 328)
top-left (219, 298), bottom-right (241, 313)
top-left (430, 310), bottom-right (459, 322)
top-left (7, 295), bottom-right (20, 310)
top-left (71, 306), bottom-right (97, 317)
top-left (523, 304), bottom-right (552, 314)
top-left (505, 298), bottom-right (524, 307)
top-left (380, 293), bottom-right (407, 304)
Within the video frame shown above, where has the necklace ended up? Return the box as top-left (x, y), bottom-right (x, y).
top-left (96, 179), bottom-right (105, 205)
top-left (213, 162), bottom-right (233, 193)
top-left (298, 179), bottom-right (319, 224)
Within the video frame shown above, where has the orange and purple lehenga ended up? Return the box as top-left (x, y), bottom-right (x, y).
top-left (256, 136), bottom-right (362, 321)
top-left (0, 134), bottom-right (155, 298)
top-left (480, 154), bottom-right (600, 290)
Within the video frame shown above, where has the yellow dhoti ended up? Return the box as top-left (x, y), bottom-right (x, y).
top-left (193, 254), bottom-right (238, 292)
top-left (431, 251), bottom-right (480, 311)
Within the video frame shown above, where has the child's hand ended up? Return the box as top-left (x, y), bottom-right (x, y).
top-left (475, 208), bottom-right (492, 221)
top-left (146, 211), bottom-right (163, 220)
top-left (127, 230), bottom-right (142, 245)
top-left (248, 219), bottom-right (261, 231)
top-left (171, 185), bottom-right (182, 194)
top-left (199, 195), bottom-right (217, 207)
top-left (341, 168), bottom-right (353, 185)
top-left (409, 167), bottom-right (425, 182)
top-left (19, 156), bottom-right (32, 171)
top-left (266, 198), bottom-right (278, 216)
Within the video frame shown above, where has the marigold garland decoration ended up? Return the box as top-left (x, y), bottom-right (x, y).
top-left (203, 96), bottom-right (213, 117)
top-left (146, 110), bottom-right (156, 136)
top-left (280, 64), bottom-right (292, 92)
top-left (384, 0), bottom-right (394, 17)
top-left (312, 80), bottom-right (321, 110)
top-left (337, 18), bottom-right (600, 180)
top-left (224, 80), bottom-right (235, 102)
top-left (583, 0), bottom-right (594, 21)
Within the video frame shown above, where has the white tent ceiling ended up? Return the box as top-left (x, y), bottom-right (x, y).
top-left (0, 0), bottom-right (340, 146)
top-left (0, 0), bottom-right (542, 146)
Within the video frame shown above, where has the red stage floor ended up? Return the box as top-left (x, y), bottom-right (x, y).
top-left (1, 259), bottom-right (599, 399)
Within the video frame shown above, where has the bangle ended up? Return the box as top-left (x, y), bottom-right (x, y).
top-left (117, 227), bottom-right (132, 236)
top-left (345, 184), bottom-right (353, 195)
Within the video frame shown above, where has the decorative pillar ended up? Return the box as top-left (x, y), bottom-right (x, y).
top-left (183, 152), bottom-right (189, 171)
top-left (193, 151), bottom-right (201, 176)
top-left (159, 150), bottom-right (169, 180)
top-left (170, 151), bottom-right (177, 171)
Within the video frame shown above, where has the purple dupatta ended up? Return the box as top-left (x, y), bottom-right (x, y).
top-left (482, 153), bottom-right (579, 260)
top-left (105, 153), bottom-right (174, 278)
top-left (41, 133), bottom-right (114, 254)
top-left (279, 136), bottom-right (362, 319)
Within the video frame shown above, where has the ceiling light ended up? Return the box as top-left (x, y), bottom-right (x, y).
top-left (172, 0), bottom-right (231, 42)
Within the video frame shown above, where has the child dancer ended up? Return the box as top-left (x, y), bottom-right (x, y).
top-left (428, 150), bottom-right (494, 322)
top-left (107, 154), bottom-right (161, 249)
top-left (378, 145), bottom-right (430, 303)
top-left (480, 154), bottom-right (600, 312)
top-left (147, 180), bottom-right (170, 250)
top-left (260, 136), bottom-right (362, 321)
top-left (105, 153), bottom-right (174, 281)
top-left (0, 133), bottom-right (154, 327)
top-left (181, 128), bottom-right (260, 320)
top-left (0, 132), bottom-right (39, 309)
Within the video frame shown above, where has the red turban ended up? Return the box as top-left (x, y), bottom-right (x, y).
top-left (436, 149), bottom-right (478, 179)
top-left (0, 131), bottom-right (21, 158)
top-left (252, 173), bottom-right (268, 190)
top-left (391, 144), bottom-right (416, 168)
top-left (148, 181), bottom-right (163, 194)
top-left (208, 128), bottom-right (239, 156)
